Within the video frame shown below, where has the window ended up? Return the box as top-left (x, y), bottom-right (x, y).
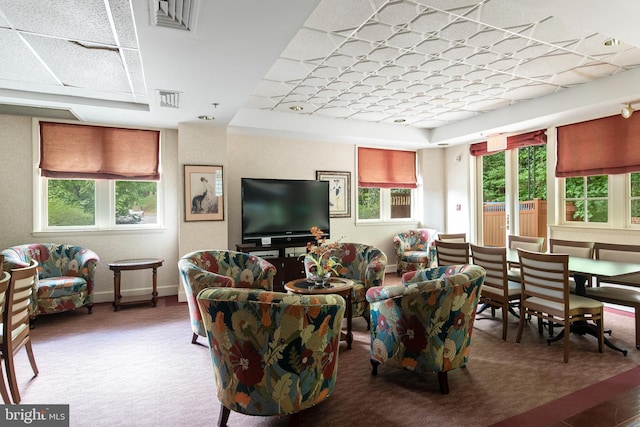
top-left (630, 172), bottom-right (640, 225)
top-left (564, 175), bottom-right (608, 223)
top-left (36, 121), bottom-right (161, 231)
top-left (357, 147), bottom-right (417, 222)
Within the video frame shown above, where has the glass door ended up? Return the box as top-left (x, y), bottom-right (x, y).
top-left (478, 145), bottom-right (547, 246)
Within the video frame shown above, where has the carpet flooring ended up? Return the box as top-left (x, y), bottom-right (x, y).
top-left (10, 276), bottom-right (640, 427)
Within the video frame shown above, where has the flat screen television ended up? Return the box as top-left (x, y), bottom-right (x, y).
top-left (241, 178), bottom-right (330, 246)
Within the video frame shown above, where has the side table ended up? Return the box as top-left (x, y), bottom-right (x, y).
top-left (284, 277), bottom-right (353, 349)
top-left (108, 258), bottom-right (164, 311)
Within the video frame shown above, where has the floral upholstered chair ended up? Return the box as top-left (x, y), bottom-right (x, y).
top-left (196, 287), bottom-right (345, 426)
top-left (1, 243), bottom-right (99, 325)
top-left (304, 242), bottom-right (387, 329)
top-left (393, 228), bottom-right (439, 276)
top-left (366, 264), bottom-right (485, 394)
top-left (178, 249), bottom-right (276, 344)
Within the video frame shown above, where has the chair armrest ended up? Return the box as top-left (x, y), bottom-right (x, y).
top-left (364, 254), bottom-right (387, 288)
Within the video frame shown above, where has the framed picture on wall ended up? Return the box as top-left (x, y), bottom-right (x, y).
top-left (184, 165), bottom-right (224, 221)
top-left (316, 170), bottom-right (351, 218)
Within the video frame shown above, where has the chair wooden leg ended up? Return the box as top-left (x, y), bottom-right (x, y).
top-left (563, 325), bottom-right (570, 363)
top-left (6, 354), bottom-right (21, 404)
top-left (516, 308), bottom-right (525, 343)
top-left (26, 341), bottom-right (39, 376)
top-left (437, 371), bottom-right (449, 394)
top-left (0, 365), bottom-right (11, 404)
top-left (217, 405), bottom-right (230, 427)
top-left (370, 359), bottom-right (379, 376)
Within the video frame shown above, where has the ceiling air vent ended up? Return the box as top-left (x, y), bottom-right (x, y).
top-left (158, 90), bottom-right (181, 108)
top-left (151, 0), bottom-right (196, 31)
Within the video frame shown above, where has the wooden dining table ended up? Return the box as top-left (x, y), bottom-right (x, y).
top-left (507, 248), bottom-right (640, 356)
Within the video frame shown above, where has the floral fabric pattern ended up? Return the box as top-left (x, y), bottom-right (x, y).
top-left (1, 243), bottom-right (99, 317)
top-left (366, 264), bottom-right (485, 385)
top-left (196, 287), bottom-right (345, 417)
top-left (178, 250), bottom-right (276, 339)
top-left (393, 228), bottom-right (440, 275)
top-left (303, 242), bottom-right (387, 324)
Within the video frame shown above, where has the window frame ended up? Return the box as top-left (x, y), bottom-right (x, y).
top-left (562, 174), bottom-right (611, 225)
top-left (356, 186), bottom-right (419, 223)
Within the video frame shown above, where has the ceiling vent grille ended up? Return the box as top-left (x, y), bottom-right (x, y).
top-left (151, 0), bottom-right (195, 31)
top-left (158, 90), bottom-right (181, 108)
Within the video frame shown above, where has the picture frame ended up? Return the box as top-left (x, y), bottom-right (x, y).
top-left (316, 170), bottom-right (351, 218)
top-left (184, 165), bottom-right (224, 221)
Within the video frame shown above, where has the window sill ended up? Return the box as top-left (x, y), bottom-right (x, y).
top-left (32, 227), bottom-right (167, 238)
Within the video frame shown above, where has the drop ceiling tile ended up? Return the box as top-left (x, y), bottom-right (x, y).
top-left (324, 53), bottom-right (359, 68)
top-left (2, 0), bottom-right (116, 45)
top-left (492, 37), bottom-right (531, 55)
top-left (313, 66), bottom-right (342, 79)
top-left (441, 63), bottom-right (473, 77)
top-left (477, 0), bottom-right (548, 29)
top-left (252, 80), bottom-right (295, 98)
top-left (122, 48), bottom-right (145, 95)
top-left (405, 83), bottom-right (431, 93)
top-left (109, 0), bottom-right (138, 49)
top-left (410, 10), bottom-right (451, 34)
top-left (368, 46), bottom-right (404, 62)
top-left (361, 75), bottom-right (388, 86)
top-left (370, 88), bottom-right (394, 97)
top-left (415, 37), bottom-right (451, 55)
top-left (387, 30), bottom-right (424, 49)
top-left (280, 28), bottom-right (342, 61)
top-left (304, 0), bottom-right (377, 33)
top-left (420, 58), bottom-right (451, 72)
top-left (529, 16), bottom-right (591, 45)
top-left (22, 33), bottom-right (130, 93)
top-left (441, 45), bottom-right (476, 60)
top-left (609, 48), bottom-right (640, 68)
top-left (377, 64), bottom-right (406, 77)
top-left (516, 52), bottom-right (587, 77)
top-left (339, 39), bottom-right (376, 56)
top-left (377, 1), bottom-right (422, 26)
top-left (264, 58), bottom-right (312, 82)
top-left (0, 29), bottom-right (59, 85)
top-left (352, 60), bottom-right (382, 73)
top-left (488, 57), bottom-right (519, 71)
top-left (465, 51), bottom-right (500, 65)
top-left (394, 52), bottom-right (429, 67)
top-left (467, 28), bottom-right (506, 49)
top-left (439, 19), bottom-right (483, 42)
top-left (355, 22), bottom-right (395, 42)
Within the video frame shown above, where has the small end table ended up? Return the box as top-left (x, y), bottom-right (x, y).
top-left (108, 258), bottom-right (164, 311)
top-left (284, 277), bottom-right (354, 349)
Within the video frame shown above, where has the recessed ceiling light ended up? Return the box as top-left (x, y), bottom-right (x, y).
top-left (604, 38), bottom-right (621, 47)
top-left (394, 118), bottom-right (406, 123)
top-left (437, 143), bottom-right (449, 147)
top-left (198, 115), bottom-right (215, 120)
top-left (289, 105), bottom-right (303, 111)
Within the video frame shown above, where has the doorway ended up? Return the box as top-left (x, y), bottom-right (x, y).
top-left (478, 144), bottom-right (547, 246)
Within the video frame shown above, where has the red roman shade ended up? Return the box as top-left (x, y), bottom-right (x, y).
top-left (556, 114), bottom-right (640, 177)
top-left (39, 122), bottom-right (160, 180)
top-left (469, 130), bottom-right (547, 157)
top-left (358, 147), bottom-right (417, 188)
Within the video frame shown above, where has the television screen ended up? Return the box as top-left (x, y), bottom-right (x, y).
top-left (241, 178), bottom-right (330, 245)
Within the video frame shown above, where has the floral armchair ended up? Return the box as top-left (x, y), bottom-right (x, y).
top-left (393, 228), bottom-right (439, 276)
top-left (1, 243), bottom-right (99, 324)
top-left (303, 242), bottom-right (387, 329)
top-left (196, 287), bottom-right (345, 426)
top-left (366, 264), bottom-right (485, 394)
top-left (178, 249), bottom-right (276, 344)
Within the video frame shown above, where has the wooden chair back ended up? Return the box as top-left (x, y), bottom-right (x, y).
top-left (435, 240), bottom-right (470, 266)
top-left (549, 239), bottom-right (594, 258)
top-left (3, 260), bottom-right (39, 403)
top-left (593, 242), bottom-right (640, 287)
top-left (508, 235), bottom-right (545, 252)
top-left (0, 271), bottom-right (10, 403)
top-left (437, 233), bottom-right (467, 243)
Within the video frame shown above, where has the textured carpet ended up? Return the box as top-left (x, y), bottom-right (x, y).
top-left (11, 277), bottom-right (640, 427)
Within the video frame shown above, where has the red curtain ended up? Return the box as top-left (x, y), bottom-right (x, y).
top-left (556, 114), bottom-right (640, 177)
top-left (358, 147), bottom-right (417, 188)
top-left (469, 130), bottom-right (547, 157)
top-left (40, 122), bottom-right (160, 180)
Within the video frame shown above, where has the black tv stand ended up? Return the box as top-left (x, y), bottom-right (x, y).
top-left (236, 243), bottom-right (307, 292)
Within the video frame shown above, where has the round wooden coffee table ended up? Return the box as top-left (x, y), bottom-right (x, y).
top-left (284, 277), bottom-right (354, 349)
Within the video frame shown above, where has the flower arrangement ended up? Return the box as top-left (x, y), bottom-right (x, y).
top-left (301, 226), bottom-right (342, 283)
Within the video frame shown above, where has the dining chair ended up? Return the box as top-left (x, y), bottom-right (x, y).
top-left (549, 239), bottom-right (596, 290)
top-left (506, 235), bottom-right (545, 282)
top-left (435, 240), bottom-right (470, 266)
top-left (470, 244), bottom-right (522, 340)
top-left (437, 233), bottom-right (467, 243)
top-left (2, 260), bottom-right (39, 403)
top-left (0, 271), bottom-right (11, 404)
top-left (516, 249), bottom-right (604, 363)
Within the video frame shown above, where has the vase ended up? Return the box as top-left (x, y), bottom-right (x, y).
top-left (307, 271), bottom-right (331, 288)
